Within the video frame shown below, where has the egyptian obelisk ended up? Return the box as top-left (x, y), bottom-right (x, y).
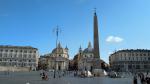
top-left (92, 9), bottom-right (104, 77)
top-left (93, 10), bottom-right (100, 59)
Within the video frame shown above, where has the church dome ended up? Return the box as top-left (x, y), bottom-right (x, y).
top-left (83, 48), bottom-right (93, 53)
top-left (83, 42), bottom-right (93, 53)
top-left (51, 42), bottom-right (68, 54)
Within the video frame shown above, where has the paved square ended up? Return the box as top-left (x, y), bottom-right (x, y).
top-left (0, 71), bottom-right (133, 84)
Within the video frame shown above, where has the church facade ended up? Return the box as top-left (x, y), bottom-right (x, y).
top-left (45, 43), bottom-right (69, 71)
top-left (74, 42), bottom-right (106, 72)
top-left (77, 42), bottom-right (95, 71)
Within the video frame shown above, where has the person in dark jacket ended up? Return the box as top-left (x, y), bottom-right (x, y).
top-left (133, 76), bottom-right (137, 84)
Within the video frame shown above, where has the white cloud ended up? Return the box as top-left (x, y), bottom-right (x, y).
top-left (106, 36), bottom-right (123, 43)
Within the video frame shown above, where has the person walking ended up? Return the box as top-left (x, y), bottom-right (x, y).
top-left (133, 76), bottom-right (137, 84)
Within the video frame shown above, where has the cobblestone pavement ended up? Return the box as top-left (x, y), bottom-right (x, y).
top-left (0, 71), bottom-right (132, 84)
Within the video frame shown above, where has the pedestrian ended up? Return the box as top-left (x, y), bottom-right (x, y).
top-left (42, 72), bottom-right (45, 80)
top-left (74, 71), bottom-right (76, 77)
top-left (147, 77), bottom-right (150, 84)
top-left (133, 76), bottom-right (137, 84)
top-left (141, 76), bottom-right (146, 84)
top-left (146, 71), bottom-right (149, 77)
top-left (145, 76), bottom-right (150, 84)
top-left (62, 71), bottom-right (64, 76)
top-left (41, 72), bottom-right (48, 80)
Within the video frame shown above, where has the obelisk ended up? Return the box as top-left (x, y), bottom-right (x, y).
top-left (92, 9), bottom-right (104, 77)
top-left (93, 10), bottom-right (100, 59)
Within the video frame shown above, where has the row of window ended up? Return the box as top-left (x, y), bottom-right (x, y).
top-left (0, 62), bottom-right (36, 67)
top-left (114, 65), bottom-right (150, 69)
top-left (0, 59), bottom-right (36, 62)
top-left (118, 53), bottom-right (150, 57)
top-left (0, 49), bottom-right (37, 53)
top-left (51, 54), bottom-right (68, 58)
top-left (110, 54), bottom-right (150, 61)
top-left (118, 57), bottom-right (150, 61)
top-left (0, 54), bottom-right (36, 58)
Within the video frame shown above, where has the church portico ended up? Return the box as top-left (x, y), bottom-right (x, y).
top-left (55, 61), bottom-right (67, 70)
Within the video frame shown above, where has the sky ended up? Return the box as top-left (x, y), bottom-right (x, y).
top-left (0, 0), bottom-right (150, 63)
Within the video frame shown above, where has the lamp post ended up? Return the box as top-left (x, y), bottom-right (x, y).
top-left (53, 26), bottom-right (61, 78)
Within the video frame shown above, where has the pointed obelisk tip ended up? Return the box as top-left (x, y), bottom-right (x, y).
top-left (94, 8), bottom-right (97, 16)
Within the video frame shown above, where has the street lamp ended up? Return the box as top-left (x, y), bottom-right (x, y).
top-left (53, 26), bottom-right (61, 78)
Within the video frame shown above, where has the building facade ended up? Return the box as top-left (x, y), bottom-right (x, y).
top-left (74, 42), bottom-right (106, 72)
top-left (109, 49), bottom-right (150, 72)
top-left (77, 42), bottom-right (95, 72)
top-left (0, 45), bottom-right (39, 71)
top-left (46, 43), bottom-right (69, 71)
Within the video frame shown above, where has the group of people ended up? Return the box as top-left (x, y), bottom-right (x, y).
top-left (40, 71), bottom-right (48, 80)
top-left (40, 70), bottom-right (69, 80)
top-left (133, 72), bottom-right (150, 84)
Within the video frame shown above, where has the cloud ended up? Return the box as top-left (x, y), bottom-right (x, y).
top-left (106, 36), bottom-right (123, 43)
